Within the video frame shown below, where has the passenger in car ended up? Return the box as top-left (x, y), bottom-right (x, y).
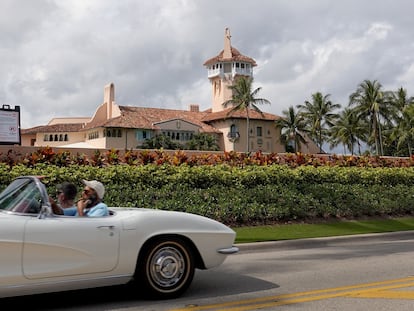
top-left (63, 180), bottom-right (109, 217)
top-left (50, 182), bottom-right (78, 215)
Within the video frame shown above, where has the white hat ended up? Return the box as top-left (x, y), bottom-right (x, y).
top-left (82, 180), bottom-right (105, 200)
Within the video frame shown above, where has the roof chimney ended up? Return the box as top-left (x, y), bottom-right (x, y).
top-left (104, 83), bottom-right (115, 118)
top-left (189, 104), bottom-right (199, 112)
top-left (223, 28), bottom-right (232, 59)
top-left (104, 83), bottom-right (114, 105)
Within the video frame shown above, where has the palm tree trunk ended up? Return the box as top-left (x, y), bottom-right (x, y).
top-left (378, 121), bottom-right (384, 156)
top-left (319, 131), bottom-right (323, 153)
top-left (246, 116), bottom-right (250, 152)
top-left (246, 108), bottom-right (250, 153)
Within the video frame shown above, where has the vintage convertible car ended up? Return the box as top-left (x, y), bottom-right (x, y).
top-left (0, 176), bottom-right (238, 299)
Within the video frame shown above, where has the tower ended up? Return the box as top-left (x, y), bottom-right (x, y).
top-left (203, 28), bottom-right (257, 112)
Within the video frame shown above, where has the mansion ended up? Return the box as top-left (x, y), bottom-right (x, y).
top-left (21, 29), bottom-right (319, 154)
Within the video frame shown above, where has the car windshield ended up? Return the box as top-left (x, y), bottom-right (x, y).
top-left (0, 178), bottom-right (43, 213)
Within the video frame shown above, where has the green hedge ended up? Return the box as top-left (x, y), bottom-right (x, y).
top-left (1, 163), bottom-right (413, 226)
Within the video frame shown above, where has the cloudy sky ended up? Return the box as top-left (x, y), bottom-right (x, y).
top-left (2, 0), bottom-right (414, 129)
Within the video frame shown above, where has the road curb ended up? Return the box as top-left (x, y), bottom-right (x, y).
top-left (235, 230), bottom-right (414, 252)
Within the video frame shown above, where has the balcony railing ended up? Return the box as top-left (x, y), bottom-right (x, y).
top-left (207, 67), bottom-right (253, 79)
top-left (227, 132), bottom-right (240, 142)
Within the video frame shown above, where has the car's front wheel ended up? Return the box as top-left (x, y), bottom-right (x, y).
top-left (136, 237), bottom-right (195, 299)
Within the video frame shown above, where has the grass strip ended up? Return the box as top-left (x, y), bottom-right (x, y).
top-left (234, 217), bottom-right (414, 243)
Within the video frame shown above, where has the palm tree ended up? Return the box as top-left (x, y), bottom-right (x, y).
top-left (186, 133), bottom-right (220, 151)
top-left (348, 80), bottom-right (394, 155)
top-left (391, 87), bottom-right (413, 114)
top-left (329, 108), bottom-right (366, 155)
top-left (141, 134), bottom-right (182, 150)
top-left (274, 106), bottom-right (308, 152)
top-left (297, 92), bottom-right (340, 153)
top-left (389, 87), bottom-right (414, 156)
top-left (223, 76), bottom-right (271, 152)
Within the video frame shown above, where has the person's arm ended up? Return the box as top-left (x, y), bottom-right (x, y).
top-left (77, 199), bottom-right (90, 216)
top-left (49, 197), bottom-right (63, 215)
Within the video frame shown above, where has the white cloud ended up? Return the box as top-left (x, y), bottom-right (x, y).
top-left (1, 0), bottom-right (414, 129)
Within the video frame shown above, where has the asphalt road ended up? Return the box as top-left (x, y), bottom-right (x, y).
top-left (3, 231), bottom-right (414, 310)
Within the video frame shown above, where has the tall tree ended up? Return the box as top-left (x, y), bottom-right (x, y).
top-left (348, 80), bottom-right (394, 155)
top-left (274, 106), bottom-right (308, 152)
top-left (389, 87), bottom-right (414, 156)
top-left (297, 92), bottom-right (340, 153)
top-left (329, 108), bottom-right (366, 155)
top-left (223, 76), bottom-right (271, 152)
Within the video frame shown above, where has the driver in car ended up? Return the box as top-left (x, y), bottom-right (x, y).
top-left (50, 182), bottom-right (77, 215)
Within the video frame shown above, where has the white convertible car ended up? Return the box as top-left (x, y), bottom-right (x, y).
top-left (0, 176), bottom-right (238, 299)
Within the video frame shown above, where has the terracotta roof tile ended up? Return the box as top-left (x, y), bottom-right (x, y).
top-left (203, 47), bottom-right (257, 66)
top-left (83, 106), bottom-right (221, 133)
top-left (22, 107), bottom-right (280, 136)
top-left (21, 123), bottom-right (84, 134)
top-left (202, 107), bottom-right (280, 122)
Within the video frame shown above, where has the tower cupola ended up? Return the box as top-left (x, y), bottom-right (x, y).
top-left (203, 28), bottom-right (257, 112)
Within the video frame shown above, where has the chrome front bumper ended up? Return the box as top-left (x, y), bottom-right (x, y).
top-left (217, 246), bottom-right (239, 254)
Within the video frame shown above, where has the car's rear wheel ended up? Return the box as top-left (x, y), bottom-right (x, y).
top-left (136, 237), bottom-right (195, 299)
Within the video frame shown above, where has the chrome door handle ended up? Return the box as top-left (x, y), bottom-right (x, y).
top-left (97, 225), bottom-right (115, 229)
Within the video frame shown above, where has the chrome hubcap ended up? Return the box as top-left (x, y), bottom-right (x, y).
top-left (150, 246), bottom-right (185, 288)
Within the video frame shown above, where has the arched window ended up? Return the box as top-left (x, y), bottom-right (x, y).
top-left (228, 124), bottom-right (239, 140)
